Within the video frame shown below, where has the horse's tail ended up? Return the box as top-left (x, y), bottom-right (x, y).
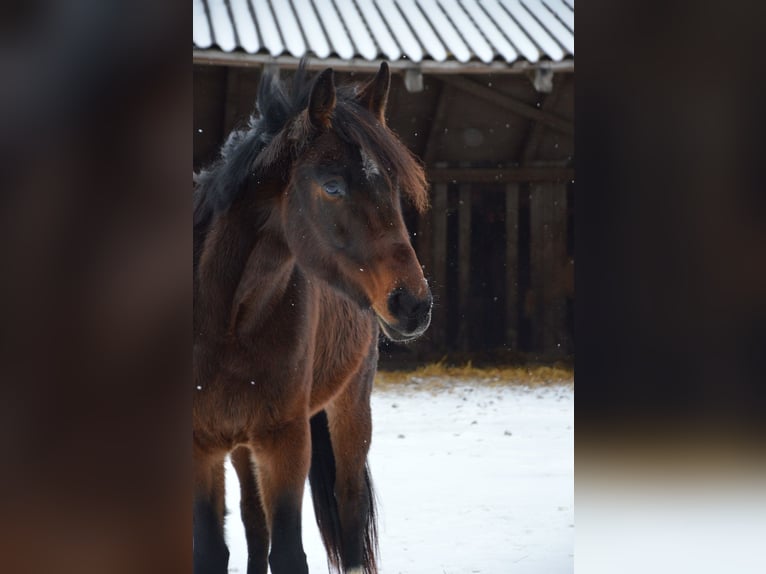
top-left (309, 410), bottom-right (378, 574)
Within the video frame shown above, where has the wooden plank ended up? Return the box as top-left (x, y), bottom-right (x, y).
top-left (458, 184), bottom-right (472, 351)
top-left (428, 166), bottom-right (574, 183)
top-left (505, 183), bottom-right (520, 349)
top-left (438, 75), bottom-right (574, 135)
top-left (430, 183), bottom-right (449, 349)
top-left (528, 183), bottom-right (545, 352)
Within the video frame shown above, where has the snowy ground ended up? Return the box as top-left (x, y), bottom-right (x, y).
top-left (224, 380), bottom-right (574, 574)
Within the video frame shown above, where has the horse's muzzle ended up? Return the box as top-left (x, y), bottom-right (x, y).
top-left (378, 287), bottom-right (433, 342)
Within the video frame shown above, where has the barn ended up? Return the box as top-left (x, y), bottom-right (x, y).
top-left (193, 0), bottom-right (574, 361)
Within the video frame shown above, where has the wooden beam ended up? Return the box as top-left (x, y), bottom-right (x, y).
top-left (438, 75), bottom-right (573, 136)
top-left (458, 185), bottom-right (472, 352)
top-left (428, 167), bottom-right (574, 183)
top-left (193, 50), bottom-right (575, 75)
top-left (505, 183), bottom-right (520, 349)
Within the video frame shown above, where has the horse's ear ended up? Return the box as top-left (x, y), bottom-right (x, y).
top-left (357, 61), bottom-right (390, 123)
top-left (308, 68), bottom-right (336, 130)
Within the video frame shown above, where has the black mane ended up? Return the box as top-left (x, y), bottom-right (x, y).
top-left (193, 62), bottom-right (314, 272)
top-left (194, 64), bottom-right (311, 227)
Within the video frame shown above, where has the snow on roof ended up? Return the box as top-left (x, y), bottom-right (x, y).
top-left (193, 0), bottom-right (574, 65)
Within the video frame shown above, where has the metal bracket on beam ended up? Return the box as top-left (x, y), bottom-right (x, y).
top-left (404, 67), bottom-right (424, 92)
top-left (530, 63), bottom-right (554, 93)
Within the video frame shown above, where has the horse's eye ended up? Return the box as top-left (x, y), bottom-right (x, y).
top-left (322, 180), bottom-right (345, 197)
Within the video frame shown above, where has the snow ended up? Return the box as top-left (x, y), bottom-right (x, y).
top-left (376, 0), bottom-right (425, 63)
top-left (291, 0), bottom-right (332, 59)
top-left (521, 0), bottom-right (574, 54)
top-left (392, 0), bottom-right (447, 62)
top-left (478, 0), bottom-right (540, 63)
top-left (416, 0), bottom-right (472, 63)
top-left (459, 0), bottom-right (519, 63)
top-left (354, 1), bottom-right (402, 62)
top-left (271, 0), bottom-right (307, 58)
top-left (224, 380), bottom-right (574, 573)
top-left (499, 0), bottom-right (565, 61)
top-left (206, 0), bottom-right (237, 52)
top-left (192, 0), bottom-right (212, 49)
top-left (251, 0), bottom-right (284, 57)
top-left (228, 0), bottom-right (260, 54)
top-left (333, 0), bottom-right (379, 61)
top-left (439, 0), bottom-right (495, 63)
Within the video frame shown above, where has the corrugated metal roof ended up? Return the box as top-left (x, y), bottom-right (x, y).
top-left (193, 0), bottom-right (574, 65)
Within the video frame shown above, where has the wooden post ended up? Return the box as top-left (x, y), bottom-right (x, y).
top-left (544, 184), bottom-right (568, 356)
top-left (522, 77), bottom-right (569, 355)
top-left (530, 183), bottom-right (569, 356)
top-left (430, 182), bottom-right (449, 349)
top-left (458, 184), bottom-right (472, 351)
top-left (529, 183), bottom-right (545, 353)
top-left (505, 183), bottom-right (520, 349)
top-left (541, 185), bottom-right (556, 354)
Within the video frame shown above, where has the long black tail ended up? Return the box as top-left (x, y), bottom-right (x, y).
top-left (309, 411), bottom-right (378, 574)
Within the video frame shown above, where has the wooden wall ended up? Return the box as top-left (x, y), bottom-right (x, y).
top-left (193, 64), bottom-right (574, 359)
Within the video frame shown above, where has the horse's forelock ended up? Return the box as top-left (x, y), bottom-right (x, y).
top-left (333, 101), bottom-right (429, 213)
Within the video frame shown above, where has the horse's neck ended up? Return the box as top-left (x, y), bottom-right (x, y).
top-left (229, 216), bottom-right (300, 336)
top-left (195, 197), bottom-right (285, 340)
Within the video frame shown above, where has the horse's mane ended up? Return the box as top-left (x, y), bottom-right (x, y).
top-left (193, 61), bottom-right (428, 273)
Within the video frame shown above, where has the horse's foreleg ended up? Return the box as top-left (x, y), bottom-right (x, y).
top-left (193, 449), bottom-right (229, 574)
top-left (251, 418), bottom-right (311, 574)
top-left (326, 396), bottom-right (377, 574)
top-left (231, 445), bottom-right (269, 574)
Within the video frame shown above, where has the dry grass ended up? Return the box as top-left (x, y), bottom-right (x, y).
top-left (374, 359), bottom-right (573, 392)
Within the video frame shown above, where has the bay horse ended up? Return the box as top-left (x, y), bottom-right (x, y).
top-left (193, 61), bottom-right (432, 574)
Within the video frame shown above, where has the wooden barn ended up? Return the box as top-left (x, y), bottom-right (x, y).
top-left (193, 0), bottom-right (574, 359)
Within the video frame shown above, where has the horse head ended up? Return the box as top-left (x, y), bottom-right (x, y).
top-left (280, 63), bottom-right (432, 342)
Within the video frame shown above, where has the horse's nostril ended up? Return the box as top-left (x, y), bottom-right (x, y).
top-left (387, 288), bottom-right (406, 317)
top-left (387, 287), bottom-right (432, 327)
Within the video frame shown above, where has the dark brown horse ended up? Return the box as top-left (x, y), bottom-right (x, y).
top-left (193, 61), bottom-right (432, 574)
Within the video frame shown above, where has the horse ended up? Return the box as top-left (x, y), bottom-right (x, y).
top-left (193, 60), bottom-right (432, 574)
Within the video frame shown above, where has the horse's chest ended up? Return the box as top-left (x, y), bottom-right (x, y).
top-left (309, 306), bottom-right (374, 411)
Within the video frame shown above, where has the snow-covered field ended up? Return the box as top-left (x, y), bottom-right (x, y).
top-left (224, 380), bottom-right (574, 574)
